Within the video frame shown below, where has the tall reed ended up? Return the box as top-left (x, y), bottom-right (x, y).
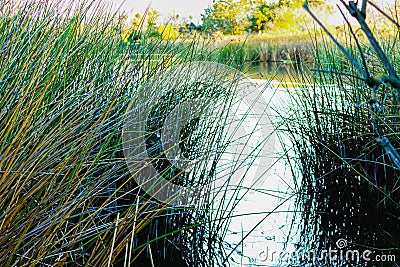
top-left (279, 2), bottom-right (400, 265)
top-left (0, 1), bottom-right (261, 265)
top-left (206, 38), bottom-right (314, 66)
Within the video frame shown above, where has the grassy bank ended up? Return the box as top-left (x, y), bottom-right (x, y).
top-left (205, 19), bottom-right (399, 69)
top-left (205, 36), bottom-right (314, 66)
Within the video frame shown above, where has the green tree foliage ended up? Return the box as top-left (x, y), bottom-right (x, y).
top-left (247, 0), bottom-right (298, 32)
top-left (202, 0), bottom-right (329, 35)
top-left (201, 0), bottom-right (249, 34)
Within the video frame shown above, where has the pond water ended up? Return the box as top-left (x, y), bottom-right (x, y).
top-left (220, 77), bottom-right (304, 266)
top-left (243, 61), bottom-right (305, 81)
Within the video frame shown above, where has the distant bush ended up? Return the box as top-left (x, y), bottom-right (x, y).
top-left (158, 24), bottom-right (180, 40)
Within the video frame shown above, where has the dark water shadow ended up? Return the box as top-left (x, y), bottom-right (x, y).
top-left (243, 61), bottom-right (305, 82)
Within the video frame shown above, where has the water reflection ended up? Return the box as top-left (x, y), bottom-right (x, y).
top-left (222, 80), bottom-right (302, 266)
top-left (244, 61), bottom-right (305, 81)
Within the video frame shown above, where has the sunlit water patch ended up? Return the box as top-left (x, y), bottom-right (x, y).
top-left (219, 80), bottom-right (304, 266)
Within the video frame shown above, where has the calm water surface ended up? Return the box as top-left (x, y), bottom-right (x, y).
top-left (222, 75), bottom-right (304, 266)
top-left (244, 61), bottom-right (305, 81)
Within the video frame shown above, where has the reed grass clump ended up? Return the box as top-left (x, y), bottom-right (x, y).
top-left (0, 1), bottom-right (254, 266)
top-left (281, 2), bottom-right (400, 265)
top-left (207, 37), bottom-right (314, 66)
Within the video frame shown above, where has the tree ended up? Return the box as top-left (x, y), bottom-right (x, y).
top-left (247, 0), bottom-right (329, 33)
top-left (201, 0), bottom-right (330, 35)
top-left (201, 0), bottom-right (251, 34)
top-left (158, 24), bottom-right (179, 40)
top-left (147, 9), bottom-right (160, 29)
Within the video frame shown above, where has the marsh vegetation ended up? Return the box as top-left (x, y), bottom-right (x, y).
top-left (0, 0), bottom-right (399, 266)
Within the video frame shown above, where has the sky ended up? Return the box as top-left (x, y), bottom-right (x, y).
top-left (109, 0), bottom-right (213, 23)
top-left (108, 0), bottom-right (396, 25)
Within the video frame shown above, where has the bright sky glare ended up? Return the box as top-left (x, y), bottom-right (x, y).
top-left (109, 0), bottom-right (213, 23)
top-left (108, 0), bottom-right (396, 24)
